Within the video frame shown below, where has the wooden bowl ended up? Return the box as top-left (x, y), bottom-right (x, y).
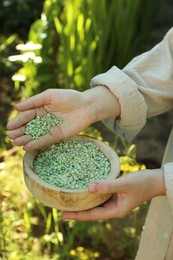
top-left (23, 135), bottom-right (120, 211)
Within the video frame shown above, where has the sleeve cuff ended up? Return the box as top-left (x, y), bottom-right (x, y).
top-left (163, 162), bottom-right (173, 215)
top-left (90, 66), bottom-right (147, 141)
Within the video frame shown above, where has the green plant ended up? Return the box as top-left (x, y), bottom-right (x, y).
top-left (0, 0), bottom-right (44, 38)
top-left (10, 0), bottom-right (158, 96)
top-left (0, 35), bottom-right (22, 154)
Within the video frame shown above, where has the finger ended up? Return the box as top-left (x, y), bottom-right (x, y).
top-left (23, 133), bottom-right (57, 151)
top-left (61, 194), bottom-right (133, 221)
top-left (7, 109), bottom-right (36, 130)
top-left (89, 179), bottom-right (123, 194)
top-left (14, 135), bottom-right (33, 146)
top-left (61, 198), bottom-right (119, 221)
top-left (15, 92), bottom-right (46, 111)
top-left (8, 126), bottom-right (26, 140)
top-left (61, 206), bottom-right (110, 221)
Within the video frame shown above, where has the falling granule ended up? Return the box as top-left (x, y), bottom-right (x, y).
top-left (25, 113), bottom-right (63, 139)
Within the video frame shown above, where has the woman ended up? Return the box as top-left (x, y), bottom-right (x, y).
top-left (7, 27), bottom-right (173, 259)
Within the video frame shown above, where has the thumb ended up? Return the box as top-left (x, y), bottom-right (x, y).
top-left (89, 179), bottom-right (121, 194)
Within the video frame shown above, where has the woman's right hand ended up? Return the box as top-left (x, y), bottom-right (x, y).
top-left (7, 87), bottom-right (120, 151)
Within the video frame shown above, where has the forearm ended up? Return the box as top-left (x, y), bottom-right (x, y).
top-left (82, 85), bottom-right (121, 123)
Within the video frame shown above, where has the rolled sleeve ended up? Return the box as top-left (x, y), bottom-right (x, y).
top-left (90, 66), bottom-right (147, 141)
top-left (163, 162), bottom-right (173, 215)
top-left (90, 27), bottom-right (173, 141)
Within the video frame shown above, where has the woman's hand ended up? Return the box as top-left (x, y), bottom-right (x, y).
top-left (61, 169), bottom-right (166, 220)
top-left (7, 87), bottom-right (120, 151)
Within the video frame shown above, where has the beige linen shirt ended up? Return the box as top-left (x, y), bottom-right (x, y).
top-left (91, 27), bottom-right (173, 259)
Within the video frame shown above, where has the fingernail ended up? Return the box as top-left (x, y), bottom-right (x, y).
top-left (89, 182), bottom-right (99, 193)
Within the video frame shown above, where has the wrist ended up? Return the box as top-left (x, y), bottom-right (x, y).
top-left (82, 86), bottom-right (120, 123)
top-left (148, 168), bottom-right (166, 197)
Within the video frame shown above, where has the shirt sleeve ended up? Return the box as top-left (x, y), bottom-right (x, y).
top-left (90, 27), bottom-right (173, 141)
top-left (163, 162), bottom-right (173, 215)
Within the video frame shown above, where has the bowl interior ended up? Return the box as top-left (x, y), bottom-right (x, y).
top-left (23, 135), bottom-right (120, 193)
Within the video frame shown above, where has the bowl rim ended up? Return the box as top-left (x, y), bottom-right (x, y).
top-left (23, 134), bottom-right (120, 193)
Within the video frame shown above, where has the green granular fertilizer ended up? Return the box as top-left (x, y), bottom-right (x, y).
top-left (25, 113), bottom-right (63, 139)
top-left (33, 140), bottom-right (111, 189)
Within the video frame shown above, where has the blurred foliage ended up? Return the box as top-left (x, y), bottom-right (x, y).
top-left (0, 34), bottom-right (20, 152)
top-left (0, 0), bottom-right (44, 152)
top-left (10, 0), bottom-right (158, 96)
top-left (2, 0), bottom-right (159, 151)
top-left (0, 129), bottom-right (148, 260)
top-left (0, 0), bottom-right (44, 39)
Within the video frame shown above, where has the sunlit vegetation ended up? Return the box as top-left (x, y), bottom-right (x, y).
top-left (0, 0), bottom-right (165, 259)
